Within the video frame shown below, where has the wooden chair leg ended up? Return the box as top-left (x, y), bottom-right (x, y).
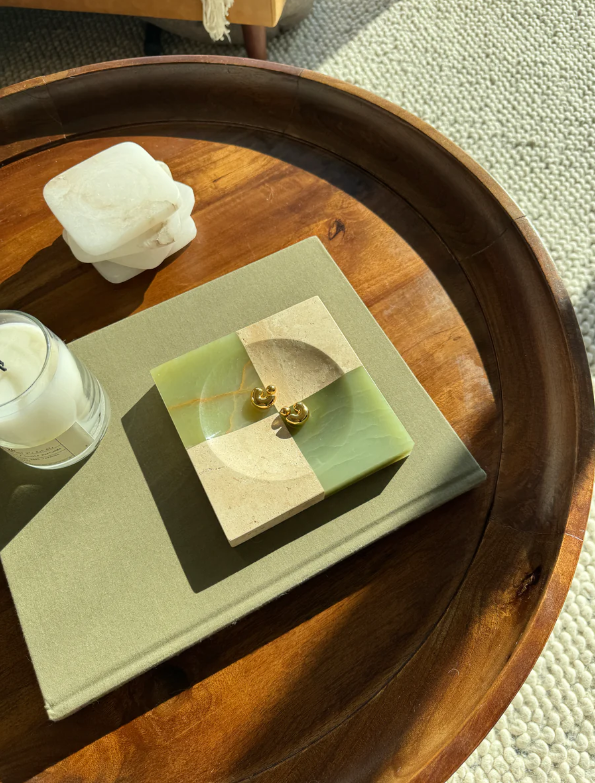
top-left (242, 25), bottom-right (267, 60)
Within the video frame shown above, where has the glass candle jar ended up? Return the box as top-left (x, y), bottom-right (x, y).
top-left (0, 311), bottom-right (110, 469)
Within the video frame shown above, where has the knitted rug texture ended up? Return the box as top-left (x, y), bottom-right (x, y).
top-left (1, 2), bottom-right (594, 781)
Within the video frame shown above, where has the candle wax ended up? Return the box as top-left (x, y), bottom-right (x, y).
top-left (0, 322), bottom-right (46, 405)
top-left (0, 322), bottom-right (86, 448)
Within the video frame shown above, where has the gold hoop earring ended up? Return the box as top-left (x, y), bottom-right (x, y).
top-left (251, 385), bottom-right (277, 409)
top-left (280, 401), bottom-right (309, 426)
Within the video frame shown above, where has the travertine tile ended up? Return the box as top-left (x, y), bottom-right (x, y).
top-left (237, 296), bottom-right (362, 409)
top-left (187, 417), bottom-right (325, 546)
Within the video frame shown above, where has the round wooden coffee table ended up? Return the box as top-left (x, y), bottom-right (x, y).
top-left (0, 57), bottom-right (592, 783)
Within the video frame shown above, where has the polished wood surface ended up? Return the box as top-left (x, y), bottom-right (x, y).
top-left (0, 57), bottom-right (592, 783)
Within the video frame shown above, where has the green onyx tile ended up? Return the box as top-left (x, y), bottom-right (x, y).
top-left (151, 333), bottom-right (272, 449)
top-left (290, 366), bottom-right (414, 495)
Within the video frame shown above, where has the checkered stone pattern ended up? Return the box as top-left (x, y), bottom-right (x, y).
top-left (152, 297), bottom-right (413, 546)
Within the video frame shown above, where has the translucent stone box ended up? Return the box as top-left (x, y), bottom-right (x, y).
top-left (43, 142), bottom-right (197, 284)
top-left (151, 297), bottom-right (414, 546)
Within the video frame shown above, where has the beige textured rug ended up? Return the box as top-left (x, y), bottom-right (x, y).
top-left (1, 2), bottom-right (594, 781)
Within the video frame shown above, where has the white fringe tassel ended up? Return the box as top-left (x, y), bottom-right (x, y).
top-left (202, 0), bottom-right (236, 42)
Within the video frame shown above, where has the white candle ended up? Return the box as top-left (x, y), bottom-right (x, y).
top-left (0, 312), bottom-right (110, 469)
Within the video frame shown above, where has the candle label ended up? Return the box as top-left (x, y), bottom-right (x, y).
top-left (2, 423), bottom-right (95, 466)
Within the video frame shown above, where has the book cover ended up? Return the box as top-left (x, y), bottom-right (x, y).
top-left (0, 237), bottom-right (485, 720)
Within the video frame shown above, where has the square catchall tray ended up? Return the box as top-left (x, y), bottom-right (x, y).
top-left (151, 297), bottom-right (415, 546)
top-left (0, 237), bottom-right (485, 720)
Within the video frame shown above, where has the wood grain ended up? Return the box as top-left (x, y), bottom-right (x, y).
top-left (0, 57), bottom-right (591, 783)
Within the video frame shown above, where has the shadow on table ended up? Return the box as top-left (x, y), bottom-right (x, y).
top-left (0, 91), bottom-right (507, 783)
top-left (0, 406), bottom-right (496, 783)
top-left (0, 235), bottom-right (185, 344)
top-left (88, 122), bottom-right (500, 401)
top-left (122, 385), bottom-right (400, 593)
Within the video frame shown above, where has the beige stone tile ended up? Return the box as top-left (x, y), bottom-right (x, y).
top-left (187, 416), bottom-right (325, 546)
top-left (237, 296), bottom-right (362, 410)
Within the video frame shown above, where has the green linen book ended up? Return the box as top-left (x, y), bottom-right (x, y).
top-left (0, 237), bottom-right (485, 720)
